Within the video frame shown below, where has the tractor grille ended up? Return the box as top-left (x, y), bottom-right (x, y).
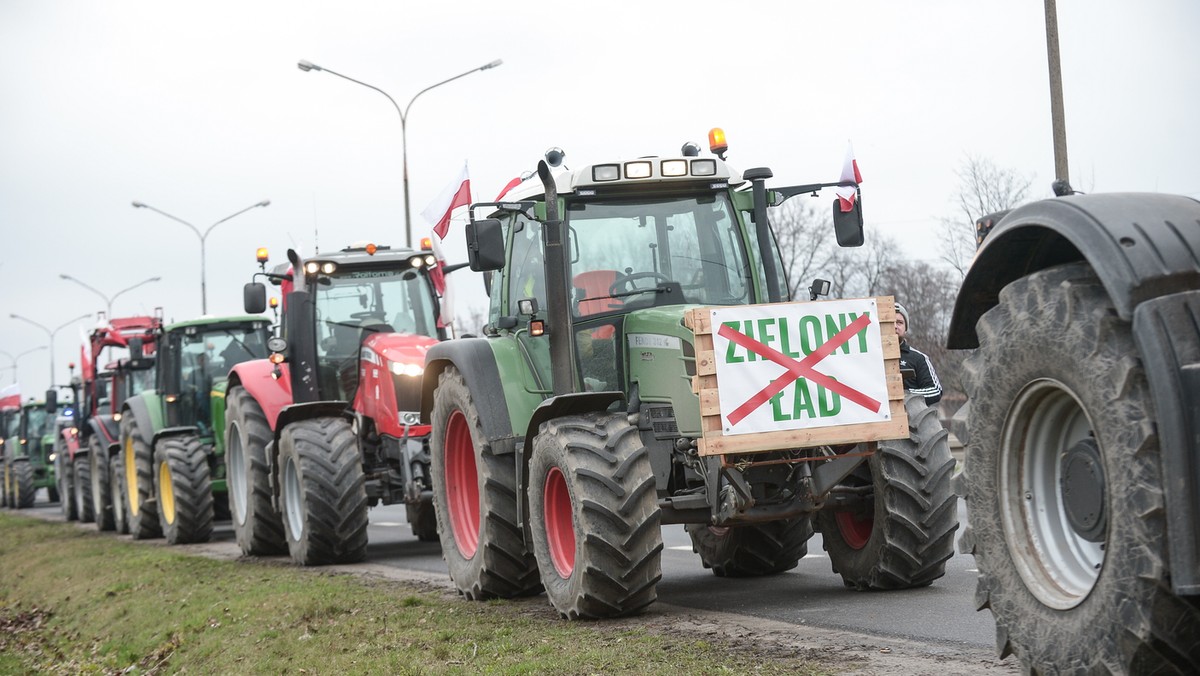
top-left (646, 405), bottom-right (679, 439)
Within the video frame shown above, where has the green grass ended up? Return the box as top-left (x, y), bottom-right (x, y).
top-left (0, 514), bottom-right (837, 674)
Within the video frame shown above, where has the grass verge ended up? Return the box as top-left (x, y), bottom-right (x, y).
top-left (0, 513), bottom-right (837, 674)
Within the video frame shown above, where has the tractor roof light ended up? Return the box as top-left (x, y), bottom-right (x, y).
top-left (410, 257), bottom-right (424, 268)
top-left (304, 261), bottom-right (320, 275)
top-left (661, 159), bottom-right (688, 177)
top-left (424, 255), bottom-right (436, 266)
top-left (625, 161), bottom-right (652, 179)
top-left (365, 243), bottom-right (378, 255)
top-left (420, 237), bottom-right (433, 251)
top-left (256, 247), bottom-right (269, 264)
top-left (690, 159), bottom-right (717, 176)
top-left (269, 297), bottom-right (279, 309)
top-left (593, 164), bottom-right (620, 182)
top-left (321, 262), bottom-right (336, 274)
top-left (269, 352), bottom-right (286, 365)
top-left (708, 127), bottom-right (728, 158)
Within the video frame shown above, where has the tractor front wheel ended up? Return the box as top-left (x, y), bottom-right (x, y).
top-left (278, 417), bottom-right (368, 565)
top-left (529, 413), bottom-right (662, 619)
top-left (110, 451), bottom-right (129, 534)
top-left (155, 435), bottom-right (215, 544)
top-left (12, 460), bottom-right (36, 509)
top-left (815, 394), bottom-right (958, 590)
top-left (120, 416), bottom-right (161, 539)
top-left (430, 366), bottom-right (541, 600)
top-left (687, 517), bottom-right (813, 577)
top-left (74, 454), bottom-right (94, 523)
top-left (226, 386), bottom-right (286, 555)
top-left (90, 437), bottom-right (114, 531)
top-left (58, 456), bottom-right (77, 520)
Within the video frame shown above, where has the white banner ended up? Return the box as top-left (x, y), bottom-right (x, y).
top-left (710, 298), bottom-right (890, 436)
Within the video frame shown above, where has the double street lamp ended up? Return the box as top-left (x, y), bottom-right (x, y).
top-left (131, 200), bottom-right (270, 314)
top-left (297, 58), bottom-right (503, 249)
top-left (9, 313), bottom-right (92, 386)
top-left (0, 346), bottom-right (48, 385)
top-left (60, 274), bottom-right (161, 317)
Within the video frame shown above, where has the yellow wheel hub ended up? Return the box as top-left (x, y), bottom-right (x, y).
top-left (159, 460), bottom-right (176, 525)
top-left (124, 437), bottom-right (139, 516)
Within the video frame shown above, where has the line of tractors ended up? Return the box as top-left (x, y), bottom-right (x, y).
top-left (4, 130), bottom-right (1197, 673)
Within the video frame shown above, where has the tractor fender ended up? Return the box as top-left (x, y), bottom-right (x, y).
top-left (80, 416), bottom-right (118, 455)
top-left (121, 396), bottom-right (158, 454)
top-left (421, 338), bottom-right (517, 456)
top-left (229, 359), bottom-right (294, 432)
top-left (1132, 290), bottom-right (1200, 596)
top-left (151, 425), bottom-right (200, 449)
top-left (948, 192), bottom-right (1200, 349)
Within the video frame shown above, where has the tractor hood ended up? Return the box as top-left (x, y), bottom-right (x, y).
top-left (362, 331), bottom-right (439, 375)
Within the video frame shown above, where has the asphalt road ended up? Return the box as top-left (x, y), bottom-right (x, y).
top-left (22, 490), bottom-right (1000, 656)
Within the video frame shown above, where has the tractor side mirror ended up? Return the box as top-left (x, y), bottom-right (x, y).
top-left (244, 282), bottom-right (268, 314)
top-left (833, 197), bottom-right (865, 247)
top-left (45, 388), bottom-right (58, 414)
top-left (465, 219), bottom-right (506, 272)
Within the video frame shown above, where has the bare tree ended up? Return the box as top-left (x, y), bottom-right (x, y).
top-left (939, 156), bottom-right (1033, 277)
top-left (769, 200), bottom-right (836, 299)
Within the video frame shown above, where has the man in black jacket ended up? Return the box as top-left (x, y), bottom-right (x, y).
top-left (895, 302), bottom-right (942, 406)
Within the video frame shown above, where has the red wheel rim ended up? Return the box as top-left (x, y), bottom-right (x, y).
top-left (835, 511), bottom-right (873, 550)
top-left (444, 410), bottom-right (480, 558)
top-left (543, 466), bottom-right (575, 578)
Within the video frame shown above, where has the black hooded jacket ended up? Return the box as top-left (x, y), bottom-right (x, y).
top-left (899, 339), bottom-right (942, 405)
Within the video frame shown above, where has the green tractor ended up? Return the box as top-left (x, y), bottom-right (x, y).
top-left (420, 132), bottom-right (959, 619)
top-left (116, 315), bottom-right (270, 543)
top-left (2, 396), bottom-right (68, 509)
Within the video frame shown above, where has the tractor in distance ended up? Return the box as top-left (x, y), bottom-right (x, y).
top-left (56, 313), bottom-right (161, 529)
top-left (947, 189), bottom-right (1200, 672)
top-left (229, 242), bottom-right (448, 565)
top-left (117, 314), bottom-right (271, 543)
top-left (3, 389), bottom-right (73, 509)
top-left (419, 131), bottom-right (959, 619)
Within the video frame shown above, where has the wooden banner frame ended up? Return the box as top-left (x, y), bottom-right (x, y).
top-left (684, 296), bottom-right (909, 457)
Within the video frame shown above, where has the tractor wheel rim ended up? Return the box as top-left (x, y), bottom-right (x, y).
top-left (544, 466), bottom-right (575, 578)
top-left (124, 438), bottom-right (139, 516)
top-left (444, 410), bottom-right (480, 558)
top-left (1001, 379), bottom-right (1104, 609)
top-left (283, 454), bottom-right (304, 539)
top-left (159, 460), bottom-right (176, 525)
top-left (228, 424), bottom-right (248, 526)
top-left (835, 511), bottom-right (873, 550)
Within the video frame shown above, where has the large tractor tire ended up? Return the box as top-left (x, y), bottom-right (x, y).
top-left (225, 386), bottom-right (286, 555)
top-left (12, 459), bottom-right (36, 509)
top-left (409, 495), bottom-right (439, 542)
top-left (686, 517), bottom-right (813, 577)
top-left (957, 262), bottom-right (1200, 672)
top-left (528, 412), bottom-right (663, 619)
top-left (120, 416), bottom-right (162, 539)
top-left (430, 367), bottom-right (541, 600)
top-left (154, 435), bottom-right (215, 545)
top-left (58, 456), bottom-right (78, 520)
top-left (1, 458), bottom-right (9, 508)
top-left (89, 437), bottom-right (114, 531)
top-left (277, 417), bottom-right (368, 565)
top-left (74, 454), bottom-right (95, 523)
top-left (815, 393), bottom-right (958, 590)
top-left (110, 450), bottom-right (129, 535)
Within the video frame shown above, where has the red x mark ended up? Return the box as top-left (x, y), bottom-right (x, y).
top-left (718, 313), bottom-right (882, 427)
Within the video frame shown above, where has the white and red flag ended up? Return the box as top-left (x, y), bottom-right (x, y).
top-left (0, 383), bottom-right (19, 409)
top-left (833, 142), bottom-right (863, 213)
top-left (494, 175), bottom-right (524, 201)
top-left (422, 162), bottom-right (472, 240)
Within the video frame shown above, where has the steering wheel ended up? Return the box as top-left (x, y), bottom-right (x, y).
top-left (609, 271), bottom-right (671, 296)
top-left (351, 310), bottom-right (387, 322)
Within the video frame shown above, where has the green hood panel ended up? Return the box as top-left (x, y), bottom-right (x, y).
top-left (622, 305), bottom-right (703, 435)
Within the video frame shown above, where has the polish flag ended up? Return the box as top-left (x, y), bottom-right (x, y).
top-left (422, 162), bottom-right (472, 240)
top-left (428, 233), bottom-right (454, 329)
top-left (833, 142), bottom-right (863, 213)
top-left (494, 176), bottom-right (524, 201)
top-left (0, 383), bottom-right (19, 409)
top-left (80, 326), bottom-right (95, 381)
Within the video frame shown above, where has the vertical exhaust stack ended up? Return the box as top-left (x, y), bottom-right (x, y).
top-left (537, 160), bottom-right (576, 396)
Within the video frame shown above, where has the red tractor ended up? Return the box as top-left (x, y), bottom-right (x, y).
top-left (226, 243), bottom-right (453, 564)
top-left (63, 313), bottom-right (161, 530)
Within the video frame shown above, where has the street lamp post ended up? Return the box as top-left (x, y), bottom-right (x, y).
top-left (0, 346), bottom-right (48, 384)
top-left (131, 200), bottom-right (270, 314)
top-left (9, 313), bottom-right (92, 386)
top-left (60, 274), bottom-right (162, 317)
top-left (297, 58), bottom-right (503, 248)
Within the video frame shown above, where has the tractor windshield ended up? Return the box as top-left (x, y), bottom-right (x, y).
top-left (175, 322), bottom-right (271, 434)
top-left (24, 408), bottom-right (51, 437)
top-left (314, 267), bottom-right (438, 359)
top-left (566, 194), bottom-right (752, 317)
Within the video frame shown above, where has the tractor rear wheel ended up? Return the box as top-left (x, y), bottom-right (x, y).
top-left (687, 518), bottom-right (813, 577)
top-left (110, 450), bottom-right (129, 534)
top-left (13, 460), bottom-right (36, 509)
top-left (529, 412), bottom-right (662, 619)
top-left (74, 454), bottom-right (94, 522)
top-left (815, 394), bottom-right (958, 590)
top-left (430, 366), bottom-right (541, 600)
top-left (278, 417), bottom-right (368, 565)
top-left (91, 439), bottom-right (115, 531)
top-left (155, 435), bottom-right (215, 544)
top-left (226, 386), bottom-right (286, 555)
top-left (958, 263), bottom-right (1200, 672)
top-left (58, 457), bottom-right (77, 520)
top-left (120, 416), bottom-right (161, 539)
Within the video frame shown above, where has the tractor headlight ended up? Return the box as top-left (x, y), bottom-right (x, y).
top-left (49, 453), bottom-right (57, 462)
top-left (389, 362), bottom-right (424, 378)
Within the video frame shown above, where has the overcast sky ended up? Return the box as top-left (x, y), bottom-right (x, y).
top-left (2, 0), bottom-right (1198, 398)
